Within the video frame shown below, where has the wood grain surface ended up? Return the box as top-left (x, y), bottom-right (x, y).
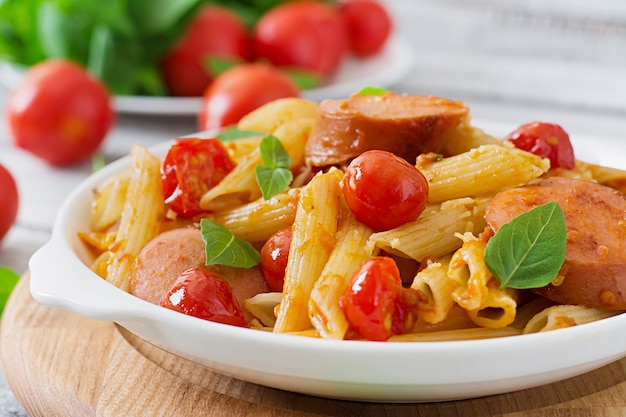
top-left (2, 274), bottom-right (626, 417)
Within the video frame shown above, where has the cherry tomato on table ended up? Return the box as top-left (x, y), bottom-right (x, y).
top-left (342, 150), bottom-right (429, 231)
top-left (338, 0), bottom-right (393, 57)
top-left (161, 138), bottom-right (236, 217)
top-left (260, 227), bottom-right (293, 292)
top-left (505, 122), bottom-right (575, 170)
top-left (160, 267), bottom-right (249, 328)
top-left (160, 5), bottom-right (250, 97)
top-left (198, 63), bottom-right (299, 131)
top-left (340, 257), bottom-right (425, 341)
top-left (252, 1), bottom-right (349, 78)
top-left (0, 164), bottom-right (18, 242)
top-left (7, 59), bottom-right (114, 166)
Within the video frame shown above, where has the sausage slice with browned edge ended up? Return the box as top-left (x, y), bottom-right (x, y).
top-left (485, 177), bottom-right (626, 309)
top-left (304, 93), bottom-right (469, 167)
top-left (129, 227), bottom-right (269, 321)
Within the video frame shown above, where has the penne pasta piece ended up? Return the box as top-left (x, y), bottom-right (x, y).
top-left (274, 169), bottom-right (343, 333)
top-left (243, 292), bottom-right (283, 328)
top-left (576, 160), bottom-right (626, 192)
top-left (367, 196), bottom-right (489, 262)
top-left (439, 117), bottom-right (502, 156)
top-left (417, 144), bottom-right (550, 203)
top-left (466, 284), bottom-right (519, 329)
top-left (410, 255), bottom-right (457, 324)
top-left (523, 305), bottom-right (623, 334)
top-left (222, 135), bottom-right (264, 163)
top-left (237, 97), bottom-right (319, 133)
top-left (89, 170), bottom-right (130, 232)
top-left (309, 207), bottom-right (373, 340)
top-left (210, 189), bottom-right (299, 243)
top-left (449, 232), bottom-right (492, 311)
top-left (105, 145), bottom-right (166, 291)
top-left (390, 326), bottom-right (521, 342)
top-left (200, 118), bottom-right (313, 211)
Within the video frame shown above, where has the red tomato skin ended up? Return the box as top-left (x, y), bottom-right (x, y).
top-left (260, 227), bottom-right (292, 292)
top-left (161, 138), bottom-right (236, 217)
top-left (0, 164), bottom-right (18, 242)
top-left (160, 5), bottom-right (250, 97)
top-left (7, 59), bottom-right (114, 166)
top-left (160, 267), bottom-right (249, 328)
top-left (198, 63), bottom-right (299, 131)
top-left (338, 0), bottom-right (393, 57)
top-left (340, 257), bottom-right (421, 341)
top-left (342, 150), bottom-right (429, 231)
top-left (506, 122), bottom-right (575, 170)
top-left (252, 1), bottom-right (348, 77)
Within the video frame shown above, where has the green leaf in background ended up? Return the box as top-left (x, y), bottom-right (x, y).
top-left (200, 219), bottom-right (260, 268)
top-left (357, 86), bottom-right (388, 96)
top-left (203, 55), bottom-right (244, 78)
top-left (129, 0), bottom-right (201, 36)
top-left (484, 202), bottom-right (567, 290)
top-left (0, 266), bottom-right (19, 315)
top-left (215, 128), bottom-right (265, 142)
top-left (283, 67), bottom-right (322, 90)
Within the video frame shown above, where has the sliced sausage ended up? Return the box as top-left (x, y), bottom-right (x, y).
top-left (129, 227), bottom-right (269, 320)
top-left (485, 177), bottom-right (626, 309)
top-left (304, 92), bottom-right (469, 167)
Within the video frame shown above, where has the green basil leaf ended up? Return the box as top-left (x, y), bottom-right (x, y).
top-left (255, 165), bottom-right (293, 200)
top-left (129, 0), bottom-right (200, 36)
top-left (215, 128), bottom-right (265, 142)
top-left (484, 202), bottom-right (567, 290)
top-left (200, 219), bottom-right (260, 268)
top-left (283, 67), bottom-right (322, 90)
top-left (259, 134), bottom-right (290, 169)
top-left (0, 266), bottom-right (19, 315)
top-left (357, 86), bottom-right (388, 96)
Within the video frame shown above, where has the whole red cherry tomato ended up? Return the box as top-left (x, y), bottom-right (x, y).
top-left (160, 267), bottom-right (249, 328)
top-left (260, 227), bottom-right (292, 292)
top-left (338, 0), bottom-right (393, 57)
top-left (342, 150), bottom-right (429, 231)
top-left (161, 138), bottom-right (236, 217)
top-left (7, 59), bottom-right (114, 166)
top-left (340, 257), bottom-right (424, 341)
top-left (0, 163), bottom-right (18, 242)
top-left (160, 5), bottom-right (250, 97)
top-left (252, 1), bottom-right (348, 78)
top-left (198, 63), bottom-right (299, 131)
top-left (505, 122), bottom-right (575, 170)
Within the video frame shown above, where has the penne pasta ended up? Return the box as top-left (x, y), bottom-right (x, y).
top-left (309, 207), bottom-right (373, 340)
top-left (89, 171), bottom-right (130, 232)
top-left (274, 169), bottom-right (343, 333)
top-left (523, 305), bottom-right (623, 334)
top-left (237, 97), bottom-right (319, 133)
top-left (410, 255), bottom-right (457, 324)
top-left (104, 145), bottom-right (166, 291)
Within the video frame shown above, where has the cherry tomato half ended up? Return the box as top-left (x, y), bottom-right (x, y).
top-left (338, 0), bottom-right (393, 57)
top-left (252, 1), bottom-right (348, 78)
top-left (161, 138), bottom-right (236, 217)
top-left (160, 5), bottom-right (250, 97)
top-left (7, 59), bottom-right (114, 166)
top-left (198, 63), bottom-right (299, 131)
top-left (342, 150), bottom-right (429, 231)
top-left (160, 267), bottom-right (249, 328)
top-left (505, 122), bottom-right (575, 170)
top-left (0, 163), bottom-right (18, 242)
top-left (340, 257), bottom-right (424, 341)
top-left (260, 227), bottom-right (292, 292)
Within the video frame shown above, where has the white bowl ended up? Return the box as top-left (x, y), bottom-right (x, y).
top-left (29, 122), bottom-right (626, 402)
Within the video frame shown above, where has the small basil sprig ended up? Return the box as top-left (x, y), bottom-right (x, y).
top-left (255, 135), bottom-right (293, 200)
top-left (200, 219), bottom-right (260, 268)
top-left (484, 202), bottom-right (567, 289)
top-left (215, 128), bottom-right (265, 142)
top-left (357, 86), bottom-right (388, 96)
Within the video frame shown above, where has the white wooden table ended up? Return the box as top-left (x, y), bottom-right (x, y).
top-left (0, 1), bottom-right (625, 415)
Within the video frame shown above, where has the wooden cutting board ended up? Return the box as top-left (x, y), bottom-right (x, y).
top-left (2, 274), bottom-right (626, 417)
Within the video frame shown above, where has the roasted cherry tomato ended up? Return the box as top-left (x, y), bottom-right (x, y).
top-left (0, 163), bottom-right (18, 242)
top-left (160, 267), bottom-right (249, 328)
top-left (505, 122), bottom-right (575, 170)
top-left (342, 150), bottom-right (429, 231)
top-left (161, 138), bottom-right (235, 217)
top-left (252, 1), bottom-right (348, 78)
top-left (260, 227), bottom-right (292, 292)
top-left (198, 63), bottom-right (299, 131)
top-left (160, 5), bottom-right (250, 97)
top-left (7, 59), bottom-right (114, 166)
top-left (340, 257), bottom-right (424, 341)
top-left (338, 0), bottom-right (393, 57)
